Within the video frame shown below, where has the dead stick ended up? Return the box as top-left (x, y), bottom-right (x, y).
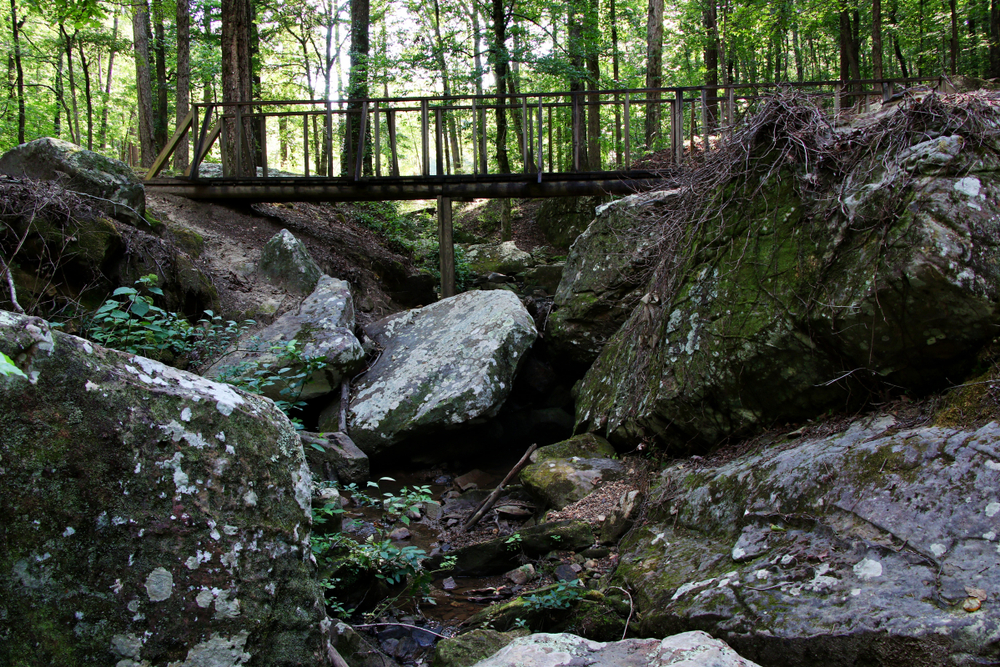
top-left (462, 443), bottom-right (537, 532)
top-left (338, 380), bottom-right (349, 433)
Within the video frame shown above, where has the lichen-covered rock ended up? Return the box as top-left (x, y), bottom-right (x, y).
top-left (614, 414), bottom-right (1000, 666)
top-left (521, 263), bottom-right (565, 295)
top-left (301, 431), bottom-right (370, 484)
top-left (349, 290), bottom-right (537, 457)
top-left (208, 275), bottom-right (365, 401)
top-left (521, 456), bottom-right (628, 510)
top-left (423, 520), bottom-right (594, 576)
top-left (464, 241), bottom-right (535, 276)
top-left (468, 632), bottom-right (759, 667)
top-left (531, 433), bottom-right (616, 462)
top-left (547, 190), bottom-right (677, 367)
top-left (258, 229), bottom-right (323, 295)
top-left (0, 137), bottom-right (145, 226)
top-left (576, 96), bottom-right (1000, 450)
top-left (0, 310), bottom-right (334, 666)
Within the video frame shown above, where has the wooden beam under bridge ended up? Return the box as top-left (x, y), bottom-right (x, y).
top-left (143, 174), bottom-right (662, 202)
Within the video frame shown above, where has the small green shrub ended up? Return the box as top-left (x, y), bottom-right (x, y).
top-left (0, 351), bottom-right (26, 379)
top-left (522, 581), bottom-right (586, 611)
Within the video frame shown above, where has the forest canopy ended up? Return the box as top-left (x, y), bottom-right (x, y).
top-left (0, 0), bottom-right (988, 165)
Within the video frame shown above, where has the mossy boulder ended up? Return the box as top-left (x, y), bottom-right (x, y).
top-left (535, 196), bottom-right (606, 249)
top-left (0, 310), bottom-right (334, 666)
top-left (520, 457), bottom-right (628, 510)
top-left (613, 413), bottom-right (1000, 666)
top-left (258, 229), bottom-right (323, 295)
top-left (349, 290), bottom-right (536, 458)
top-left (576, 96), bottom-right (1000, 451)
top-left (531, 433), bottom-right (616, 462)
top-left (464, 241), bottom-right (535, 277)
top-left (0, 137), bottom-right (145, 226)
top-left (207, 274), bottom-right (365, 401)
top-left (432, 629), bottom-right (529, 667)
top-left (547, 190), bottom-right (677, 367)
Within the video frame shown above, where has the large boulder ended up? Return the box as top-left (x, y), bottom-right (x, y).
top-left (576, 93), bottom-right (1000, 450)
top-left (349, 290), bottom-right (537, 457)
top-left (464, 241), bottom-right (535, 277)
top-left (258, 229), bottom-right (323, 295)
top-left (0, 310), bottom-right (334, 666)
top-left (535, 195), bottom-right (606, 249)
top-left (468, 632), bottom-right (759, 667)
top-left (614, 413), bottom-right (1000, 666)
top-left (208, 274), bottom-right (366, 401)
top-left (520, 456), bottom-right (628, 510)
top-left (0, 137), bottom-right (145, 226)
top-left (546, 190), bottom-right (676, 367)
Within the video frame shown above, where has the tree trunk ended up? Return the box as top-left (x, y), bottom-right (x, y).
top-left (644, 0), bottom-right (664, 149)
top-left (345, 0), bottom-right (371, 176)
top-left (704, 1), bottom-right (719, 128)
top-left (152, 0), bottom-right (168, 151)
top-left (568, 0), bottom-right (586, 166)
top-left (175, 0), bottom-right (190, 170)
top-left (991, 0), bottom-right (1000, 77)
top-left (60, 25), bottom-right (81, 145)
top-left (611, 0), bottom-right (621, 165)
top-left (202, 5), bottom-right (214, 103)
top-left (950, 0), bottom-right (959, 74)
top-left (222, 0), bottom-right (253, 175)
top-left (431, 0), bottom-right (461, 173)
top-left (77, 40), bottom-right (93, 150)
top-left (585, 0), bottom-right (600, 171)
top-left (491, 0), bottom-right (510, 174)
top-left (54, 50), bottom-right (63, 139)
top-left (99, 14), bottom-right (117, 150)
top-left (133, 3), bottom-right (156, 167)
top-left (872, 0), bottom-right (883, 80)
top-left (10, 0), bottom-right (24, 144)
top-left (889, 0), bottom-right (910, 77)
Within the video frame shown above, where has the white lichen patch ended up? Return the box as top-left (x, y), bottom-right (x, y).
top-left (124, 355), bottom-right (246, 416)
top-left (159, 421), bottom-right (210, 450)
top-left (144, 567), bottom-right (173, 602)
top-left (155, 451), bottom-right (197, 495)
top-left (169, 631), bottom-right (251, 667)
top-left (954, 176), bottom-right (982, 198)
top-left (852, 557), bottom-right (883, 581)
top-left (987, 502), bottom-right (1000, 518)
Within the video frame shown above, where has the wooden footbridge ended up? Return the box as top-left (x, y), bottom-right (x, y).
top-left (142, 76), bottom-right (939, 295)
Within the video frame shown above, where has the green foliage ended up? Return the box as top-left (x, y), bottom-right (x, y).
top-left (0, 351), bottom-right (27, 379)
top-left (505, 532), bottom-right (523, 551)
top-left (522, 580), bottom-right (586, 611)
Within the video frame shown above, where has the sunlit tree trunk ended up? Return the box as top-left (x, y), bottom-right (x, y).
top-left (345, 0), bottom-right (371, 176)
top-left (221, 0), bottom-right (253, 175)
top-left (645, 0), bottom-right (664, 149)
top-left (133, 2), bottom-right (156, 166)
top-left (175, 0), bottom-right (190, 170)
top-left (10, 0), bottom-right (24, 144)
top-left (99, 14), bottom-right (117, 150)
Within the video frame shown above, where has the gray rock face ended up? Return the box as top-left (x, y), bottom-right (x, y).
top-left (535, 195), bottom-right (605, 249)
top-left (0, 137), bottom-right (145, 226)
top-left (576, 99), bottom-right (1000, 450)
top-left (547, 190), bottom-right (677, 366)
top-left (258, 229), bottom-right (323, 295)
top-left (464, 241), bottom-right (536, 277)
top-left (0, 310), bottom-right (333, 666)
top-left (302, 431), bottom-right (370, 484)
top-left (208, 275), bottom-right (365, 401)
top-left (615, 414), bottom-right (1000, 666)
top-left (470, 631), bottom-right (760, 667)
top-left (349, 290), bottom-right (537, 457)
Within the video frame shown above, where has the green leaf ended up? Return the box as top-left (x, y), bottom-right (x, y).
top-left (129, 300), bottom-right (150, 317)
top-left (310, 443), bottom-right (326, 452)
top-left (112, 287), bottom-right (137, 296)
top-left (0, 351), bottom-right (28, 379)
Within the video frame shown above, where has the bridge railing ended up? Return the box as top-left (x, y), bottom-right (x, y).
top-left (144, 77), bottom-right (941, 183)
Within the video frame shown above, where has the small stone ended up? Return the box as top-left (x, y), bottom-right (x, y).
top-left (964, 597), bottom-right (982, 612)
top-left (506, 564), bottom-right (537, 585)
top-left (442, 577), bottom-right (457, 590)
top-left (455, 469), bottom-right (493, 491)
top-left (389, 527), bottom-right (411, 541)
top-left (554, 564), bottom-right (579, 581)
top-left (584, 559), bottom-right (598, 569)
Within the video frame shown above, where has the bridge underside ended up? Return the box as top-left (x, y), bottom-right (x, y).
top-left (144, 172), bottom-right (662, 202)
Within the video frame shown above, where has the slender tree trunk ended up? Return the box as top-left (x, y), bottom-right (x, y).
top-left (345, 0), bottom-right (371, 176)
top-left (99, 14), bottom-right (117, 150)
top-left (152, 0), bottom-right (168, 150)
top-left (792, 22), bottom-right (804, 81)
top-left (873, 0), bottom-right (883, 80)
top-left (991, 0), bottom-right (1000, 77)
top-left (10, 0), bottom-right (24, 144)
top-left (704, 1), bottom-right (719, 127)
top-left (60, 25), bottom-right (81, 145)
top-left (431, 0), bottom-right (461, 172)
top-left (585, 0), bottom-right (600, 170)
top-left (611, 0), bottom-right (621, 165)
top-left (568, 0), bottom-right (586, 165)
top-left (644, 0), bottom-right (664, 149)
top-left (202, 6), bottom-right (214, 103)
top-left (133, 2), bottom-right (156, 166)
top-left (54, 50), bottom-right (63, 138)
top-left (889, 0), bottom-right (910, 77)
top-left (175, 0), bottom-right (190, 169)
top-left (491, 0), bottom-right (510, 174)
top-left (949, 0), bottom-right (959, 74)
top-left (77, 41), bottom-right (93, 150)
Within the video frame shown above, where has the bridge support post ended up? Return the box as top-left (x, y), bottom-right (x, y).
top-left (438, 195), bottom-right (456, 298)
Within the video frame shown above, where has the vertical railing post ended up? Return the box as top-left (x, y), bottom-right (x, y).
top-left (672, 89), bottom-right (684, 164)
top-left (387, 109), bottom-right (400, 177)
top-left (624, 92), bottom-right (631, 170)
top-left (727, 87), bottom-right (735, 129)
top-left (374, 101), bottom-right (381, 177)
top-left (547, 104), bottom-right (553, 172)
top-left (190, 105), bottom-right (203, 178)
top-left (355, 100), bottom-right (368, 181)
top-left (302, 112), bottom-right (310, 176)
top-left (700, 88), bottom-right (710, 153)
top-left (325, 99), bottom-right (333, 177)
top-left (435, 106), bottom-right (444, 176)
top-left (834, 81), bottom-right (842, 119)
top-left (472, 99), bottom-right (479, 177)
top-left (882, 80), bottom-right (892, 103)
top-left (537, 96), bottom-right (543, 182)
top-left (479, 103), bottom-right (488, 174)
top-left (421, 99), bottom-right (430, 176)
top-left (259, 114), bottom-right (268, 177)
top-left (572, 92), bottom-right (581, 172)
top-left (521, 96), bottom-right (529, 172)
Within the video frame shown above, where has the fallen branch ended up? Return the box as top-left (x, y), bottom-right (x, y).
top-left (462, 444), bottom-right (537, 532)
top-left (0, 252), bottom-right (23, 313)
top-left (352, 622), bottom-right (450, 639)
top-left (606, 586), bottom-right (634, 640)
top-left (338, 380), bottom-right (349, 433)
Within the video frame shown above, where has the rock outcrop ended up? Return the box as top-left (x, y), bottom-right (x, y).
top-left (0, 137), bottom-right (146, 226)
top-left (463, 241), bottom-right (535, 277)
top-left (208, 274), bottom-right (365, 401)
top-left (547, 190), bottom-right (673, 367)
top-left (0, 310), bottom-right (333, 666)
top-left (349, 290), bottom-right (537, 457)
top-left (614, 413), bottom-right (1000, 666)
top-left (575, 93), bottom-right (1000, 450)
top-left (467, 631), bottom-right (759, 667)
top-left (535, 195), bottom-right (606, 249)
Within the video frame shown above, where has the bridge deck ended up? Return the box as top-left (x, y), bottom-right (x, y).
top-left (144, 171), bottom-right (663, 201)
